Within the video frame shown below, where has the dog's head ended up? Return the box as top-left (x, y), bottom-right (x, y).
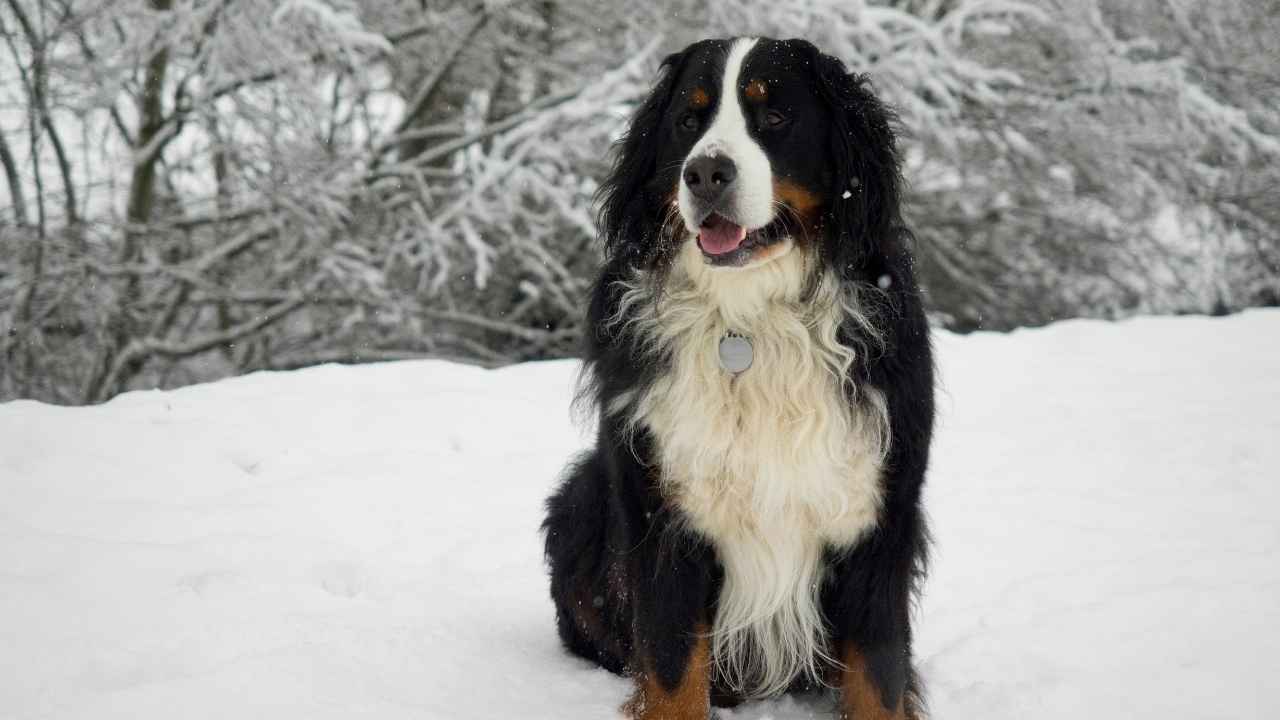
top-left (598, 37), bottom-right (903, 275)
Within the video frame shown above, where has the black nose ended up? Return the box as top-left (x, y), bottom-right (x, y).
top-left (683, 155), bottom-right (738, 203)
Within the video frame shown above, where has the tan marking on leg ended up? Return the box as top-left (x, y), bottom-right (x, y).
top-left (623, 626), bottom-right (712, 720)
top-left (839, 645), bottom-right (912, 720)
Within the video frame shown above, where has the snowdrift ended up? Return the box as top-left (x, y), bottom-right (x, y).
top-left (2, 311), bottom-right (1278, 719)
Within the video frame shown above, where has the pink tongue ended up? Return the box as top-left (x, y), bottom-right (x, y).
top-left (698, 218), bottom-right (748, 255)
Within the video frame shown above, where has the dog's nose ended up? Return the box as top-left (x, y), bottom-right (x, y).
top-left (683, 155), bottom-right (737, 203)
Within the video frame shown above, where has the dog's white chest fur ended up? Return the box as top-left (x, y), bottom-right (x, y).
top-left (615, 243), bottom-right (889, 698)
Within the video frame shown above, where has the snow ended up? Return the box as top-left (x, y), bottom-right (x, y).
top-left (2, 311), bottom-right (1279, 719)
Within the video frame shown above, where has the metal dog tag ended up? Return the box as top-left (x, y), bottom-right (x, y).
top-left (718, 333), bottom-right (753, 374)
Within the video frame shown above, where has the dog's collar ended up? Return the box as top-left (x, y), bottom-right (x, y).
top-left (718, 331), bottom-right (753, 374)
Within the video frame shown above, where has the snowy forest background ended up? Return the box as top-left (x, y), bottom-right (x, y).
top-left (1, 0), bottom-right (1277, 404)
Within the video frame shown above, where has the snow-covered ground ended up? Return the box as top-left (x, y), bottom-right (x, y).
top-left (2, 311), bottom-right (1278, 719)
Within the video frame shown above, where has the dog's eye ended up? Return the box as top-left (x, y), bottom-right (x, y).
top-left (678, 113), bottom-right (700, 132)
top-left (763, 110), bottom-right (789, 129)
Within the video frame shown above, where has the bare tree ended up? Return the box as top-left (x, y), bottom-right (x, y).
top-left (0, 0), bottom-right (665, 402)
top-left (1, 0), bottom-right (1277, 404)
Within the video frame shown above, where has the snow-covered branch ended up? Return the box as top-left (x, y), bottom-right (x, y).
top-left (1, 0), bottom-right (1276, 403)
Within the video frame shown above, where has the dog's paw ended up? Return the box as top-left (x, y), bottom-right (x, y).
top-left (621, 685), bottom-right (710, 720)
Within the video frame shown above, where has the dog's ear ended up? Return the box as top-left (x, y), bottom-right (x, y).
top-left (596, 49), bottom-right (688, 264)
top-left (799, 41), bottom-right (904, 274)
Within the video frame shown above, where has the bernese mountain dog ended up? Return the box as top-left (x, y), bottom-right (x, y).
top-left (543, 37), bottom-right (934, 720)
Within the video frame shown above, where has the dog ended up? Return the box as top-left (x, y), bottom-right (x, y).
top-left (543, 36), bottom-right (934, 720)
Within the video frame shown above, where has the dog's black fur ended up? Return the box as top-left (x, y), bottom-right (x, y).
top-left (543, 38), bottom-right (934, 716)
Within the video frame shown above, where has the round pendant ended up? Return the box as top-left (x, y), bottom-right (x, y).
top-left (718, 334), bottom-right (753, 373)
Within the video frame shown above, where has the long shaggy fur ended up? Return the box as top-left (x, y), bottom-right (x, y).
top-left (612, 241), bottom-right (891, 697)
top-left (544, 36), bottom-right (935, 717)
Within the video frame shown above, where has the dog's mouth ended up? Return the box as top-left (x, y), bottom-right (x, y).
top-left (696, 214), bottom-right (789, 267)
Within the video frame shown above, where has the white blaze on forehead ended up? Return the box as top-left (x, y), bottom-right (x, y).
top-left (678, 37), bottom-right (773, 232)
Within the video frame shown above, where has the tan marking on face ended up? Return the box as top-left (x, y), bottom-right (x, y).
top-left (839, 644), bottom-right (914, 720)
top-left (623, 626), bottom-right (712, 720)
top-left (745, 237), bottom-right (794, 266)
top-left (772, 178), bottom-right (827, 244)
top-left (689, 87), bottom-right (711, 110)
top-left (773, 179), bottom-right (824, 214)
top-left (744, 78), bottom-right (768, 103)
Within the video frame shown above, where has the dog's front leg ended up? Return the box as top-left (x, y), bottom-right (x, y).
top-left (623, 519), bottom-right (716, 720)
top-left (624, 624), bottom-right (711, 720)
top-left (826, 503), bottom-right (926, 720)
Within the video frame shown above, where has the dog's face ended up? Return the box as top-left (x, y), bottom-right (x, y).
top-left (665, 38), bottom-right (834, 269)
top-left (599, 37), bottom-right (902, 277)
